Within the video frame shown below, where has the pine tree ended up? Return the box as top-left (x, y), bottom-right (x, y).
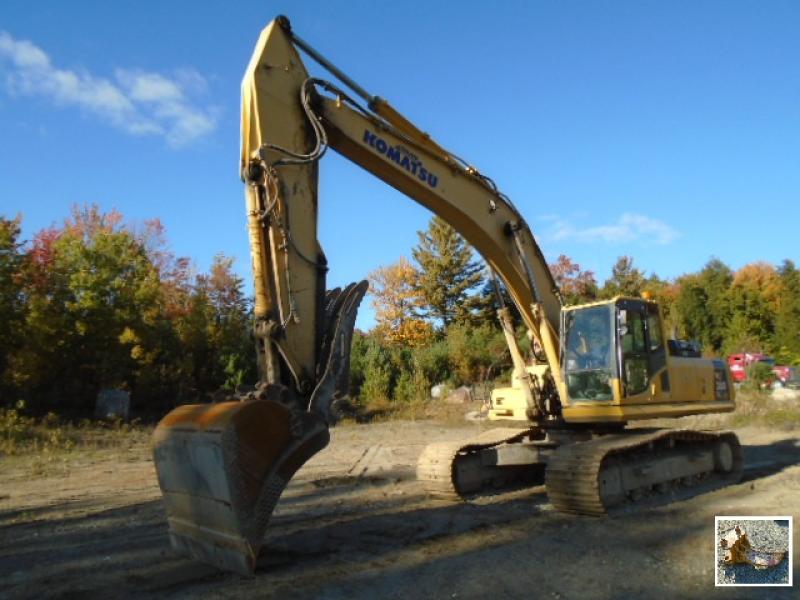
top-left (411, 216), bottom-right (485, 327)
top-left (774, 260), bottom-right (800, 362)
top-left (0, 215), bottom-right (27, 395)
top-left (675, 258), bottom-right (733, 353)
top-left (474, 278), bottom-right (520, 328)
top-left (601, 256), bottom-right (645, 298)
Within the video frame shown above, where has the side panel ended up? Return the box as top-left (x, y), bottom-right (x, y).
top-left (562, 398), bottom-right (735, 423)
top-left (666, 357), bottom-right (716, 403)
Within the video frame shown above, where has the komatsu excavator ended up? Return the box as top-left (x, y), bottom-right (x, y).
top-left (152, 16), bottom-right (742, 575)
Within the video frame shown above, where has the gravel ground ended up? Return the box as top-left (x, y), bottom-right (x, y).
top-left (716, 518), bottom-right (791, 585)
top-left (2, 423), bottom-right (798, 599)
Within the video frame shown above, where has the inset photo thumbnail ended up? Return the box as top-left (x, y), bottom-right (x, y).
top-left (715, 516), bottom-right (792, 586)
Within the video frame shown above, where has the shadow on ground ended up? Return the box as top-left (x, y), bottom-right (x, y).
top-left (740, 438), bottom-right (800, 481)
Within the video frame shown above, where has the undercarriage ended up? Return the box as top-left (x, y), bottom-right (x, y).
top-left (417, 427), bottom-right (743, 515)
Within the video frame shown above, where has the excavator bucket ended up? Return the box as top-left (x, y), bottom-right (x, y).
top-left (152, 394), bottom-right (329, 575)
top-left (153, 280), bottom-right (368, 574)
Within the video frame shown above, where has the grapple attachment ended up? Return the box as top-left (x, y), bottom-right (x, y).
top-left (152, 394), bottom-right (329, 575)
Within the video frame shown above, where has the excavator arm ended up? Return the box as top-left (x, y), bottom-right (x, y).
top-left (153, 15), bottom-right (566, 575)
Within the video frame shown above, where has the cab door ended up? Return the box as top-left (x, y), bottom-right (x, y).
top-left (618, 300), bottom-right (666, 401)
top-left (644, 302), bottom-right (668, 396)
top-left (618, 300), bottom-right (649, 399)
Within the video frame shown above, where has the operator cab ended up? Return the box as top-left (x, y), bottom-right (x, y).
top-left (562, 298), bottom-right (666, 402)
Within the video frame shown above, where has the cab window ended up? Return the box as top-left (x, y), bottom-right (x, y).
top-left (647, 306), bottom-right (663, 351)
top-left (563, 305), bottom-right (615, 401)
top-left (646, 303), bottom-right (667, 376)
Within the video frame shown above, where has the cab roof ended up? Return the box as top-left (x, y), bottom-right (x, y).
top-left (560, 296), bottom-right (659, 312)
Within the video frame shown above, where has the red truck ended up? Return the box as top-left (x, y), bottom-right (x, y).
top-left (727, 353), bottom-right (796, 387)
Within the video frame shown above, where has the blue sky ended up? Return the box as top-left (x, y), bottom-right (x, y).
top-left (1, 1), bottom-right (798, 329)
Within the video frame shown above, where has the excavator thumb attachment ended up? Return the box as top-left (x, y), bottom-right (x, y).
top-left (152, 281), bottom-right (368, 575)
top-left (309, 281), bottom-right (369, 422)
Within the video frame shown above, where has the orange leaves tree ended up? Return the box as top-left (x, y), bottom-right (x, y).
top-left (724, 262), bottom-right (781, 354)
top-left (549, 254), bottom-right (598, 305)
top-left (367, 257), bottom-right (432, 347)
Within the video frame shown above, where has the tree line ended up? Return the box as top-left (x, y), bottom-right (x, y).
top-left (355, 216), bottom-right (800, 408)
top-left (0, 206), bottom-right (255, 415)
top-left (1, 208), bottom-right (798, 416)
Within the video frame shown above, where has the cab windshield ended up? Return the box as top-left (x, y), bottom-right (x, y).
top-left (563, 305), bottom-right (615, 401)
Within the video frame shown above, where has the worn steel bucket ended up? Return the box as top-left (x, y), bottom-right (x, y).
top-left (152, 396), bottom-right (329, 574)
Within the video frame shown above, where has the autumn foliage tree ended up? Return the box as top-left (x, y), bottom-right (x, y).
top-left (0, 205), bottom-right (256, 414)
top-left (9, 207), bottom-right (162, 408)
top-left (4, 199), bottom-right (800, 417)
top-left (368, 257), bottom-right (432, 347)
top-left (724, 262), bottom-right (781, 355)
top-left (549, 254), bottom-right (598, 304)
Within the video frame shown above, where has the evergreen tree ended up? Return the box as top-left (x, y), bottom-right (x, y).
top-left (675, 258), bottom-right (732, 353)
top-left (0, 216), bottom-right (27, 398)
top-left (475, 277), bottom-right (520, 328)
top-left (601, 256), bottom-right (645, 298)
top-left (774, 260), bottom-right (800, 362)
top-left (412, 216), bottom-right (485, 327)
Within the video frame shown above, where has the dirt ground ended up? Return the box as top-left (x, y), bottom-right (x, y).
top-left (1, 418), bottom-right (798, 599)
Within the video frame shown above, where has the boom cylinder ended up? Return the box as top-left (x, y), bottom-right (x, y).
top-left (244, 177), bottom-right (271, 319)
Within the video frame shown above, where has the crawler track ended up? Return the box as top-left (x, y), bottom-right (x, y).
top-left (416, 428), bottom-right (536, 500)
top-left (545, 429), bottom-right (743, 515)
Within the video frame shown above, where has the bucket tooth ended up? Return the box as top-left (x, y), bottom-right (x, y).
top-left (153, 398), bottom-right (329, 574)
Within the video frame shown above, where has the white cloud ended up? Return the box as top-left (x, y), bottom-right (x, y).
top-left (115, 69), bottom-right (216, 145)
top-left (0, 31), bottom-right (217, 147)
top-left (544, 212), bottom-right (681, 245)
top-left (117, 70), bottom-right (184, 103)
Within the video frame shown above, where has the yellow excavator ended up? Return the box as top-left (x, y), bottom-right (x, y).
top-left (152, 16), bottom-right (742, 575)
